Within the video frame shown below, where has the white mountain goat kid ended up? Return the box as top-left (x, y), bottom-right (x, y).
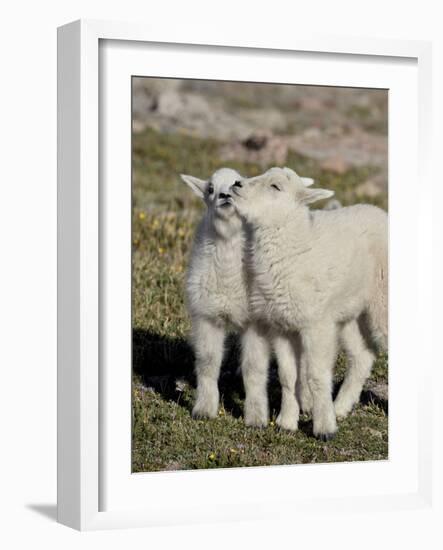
top-left (181, 168), bottom-right (314, 430)
top-left (230, 167), bottom-right (388, 440)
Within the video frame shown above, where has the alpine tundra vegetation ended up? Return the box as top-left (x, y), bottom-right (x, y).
top-left (131, 80), bottom-right (389, 470)
top-left (230, 167), bottom-right (388, 440)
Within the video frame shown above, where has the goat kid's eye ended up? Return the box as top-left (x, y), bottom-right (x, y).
top-left (271, 184), bottom-right (281, 191)
top-left (208, 185), bottom-right (214, 195)
top-left (233, 180), bottom-right (242, 188)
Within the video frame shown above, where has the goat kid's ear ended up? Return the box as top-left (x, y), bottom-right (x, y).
top-left (299, 187), bottom-right (334, 205)
top-left (301, 177), bottom-right (314, 187)
top-left (282, 167), bottom-right (314, 187)
top-left (180, 174), bottom-right (207, 199)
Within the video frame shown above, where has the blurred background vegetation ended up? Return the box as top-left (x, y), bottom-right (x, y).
top-left (132, 78), bottom-right (388, 472)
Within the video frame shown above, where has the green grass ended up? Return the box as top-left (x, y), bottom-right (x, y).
top-left (132, 126), bottom-right (388, 472)
top-left (133, 380), bottom-right (387, 471)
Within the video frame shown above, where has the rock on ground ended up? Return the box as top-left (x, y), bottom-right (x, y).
top-left (133, 77), bottom-right (388, 190)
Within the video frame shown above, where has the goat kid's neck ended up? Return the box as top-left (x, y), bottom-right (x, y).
top-left (249, 206), bottom-right (312, 254)
top-left (205, 213), bottom-right (243, 243)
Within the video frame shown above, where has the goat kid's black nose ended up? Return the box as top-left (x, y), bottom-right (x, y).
top-left (219, 192), bottom-right (231, 199)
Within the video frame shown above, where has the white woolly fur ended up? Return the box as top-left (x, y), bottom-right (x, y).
top-left (231, 167), bottom-right (388, 440)
top-left (181, 168), bottom-right (313, 431)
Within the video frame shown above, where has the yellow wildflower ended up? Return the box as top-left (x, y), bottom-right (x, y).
top-left (138, 212), bottom-right (146, 220)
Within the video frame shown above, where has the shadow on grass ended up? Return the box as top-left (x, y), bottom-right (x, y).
top-left (133, 328), bottom-right (388, 432)
top-left (133, 329), bottom-right (249, 418)
top-left (360, 388), bottom-right (389, 414)
top-left (132, 328), bottom-right (290, 420)
top-left (331, 380), bottom-right (389, 415)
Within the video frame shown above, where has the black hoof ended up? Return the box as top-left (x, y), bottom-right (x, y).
top-left (192, 410), bottom-right (214, 420)
top-left (317, 432), bottom-right (336, 442)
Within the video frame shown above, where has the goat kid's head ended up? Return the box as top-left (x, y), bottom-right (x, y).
top-left (230, 167), bottom-right (333, 225)
top-left (180, 168), bottom-right (243, 223)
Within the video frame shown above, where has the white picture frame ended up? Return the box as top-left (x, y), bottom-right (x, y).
top-left (57, 19), bottom-right (433, 531)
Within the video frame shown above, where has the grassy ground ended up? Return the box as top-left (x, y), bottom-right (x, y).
top-left (132, 126), bottom-right (388, 472)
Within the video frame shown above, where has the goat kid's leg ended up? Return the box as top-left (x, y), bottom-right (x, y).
top-left (297, 351), bottom-right (313, 414)
top-left (301, 323), bottom-right (338, 441)
top-left (334, 320), bottom-right (375, 419)
top-left (191, 318), bottom-right (225, 419)
top-left (241, 325), bottom-right (270, 427)
top-left (273, 335), bottom-right (299, 431)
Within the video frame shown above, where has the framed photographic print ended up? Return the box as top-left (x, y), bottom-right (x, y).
top-left (57, 19), bottom-right (433, 530)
